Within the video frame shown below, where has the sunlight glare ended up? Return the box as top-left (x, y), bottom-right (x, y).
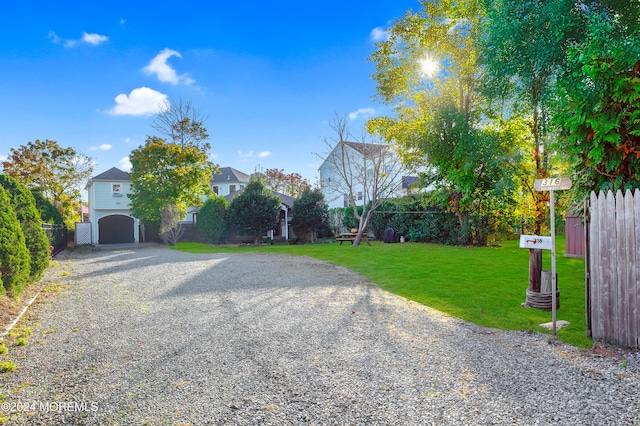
top-left (419, 57), bottom-right (439, 78)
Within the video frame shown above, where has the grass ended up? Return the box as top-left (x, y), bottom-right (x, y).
top-left (173, 236), bottom-right (592, 348)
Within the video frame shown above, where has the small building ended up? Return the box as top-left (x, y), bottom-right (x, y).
top-left (85, 167), bottom-right (139, 244)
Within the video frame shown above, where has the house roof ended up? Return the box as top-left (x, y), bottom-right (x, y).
top-left (342, 141), bottom-right (388, 156)
top-left (212, 167), bottom-right (250, 184)
top-left (90, 167), bottom-right (131, 181)
top-left (318, 141), bottom-right (391, 172)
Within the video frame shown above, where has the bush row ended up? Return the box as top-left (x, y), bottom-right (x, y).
top-left (0, 175), bottom-right (52, 296)
top-left (330, 194), bottom-right (501, 246)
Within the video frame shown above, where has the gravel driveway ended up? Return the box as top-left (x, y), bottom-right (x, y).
top-left (1, 244), bottom-right (639, 425)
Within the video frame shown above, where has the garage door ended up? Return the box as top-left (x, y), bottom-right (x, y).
top-left (98, 215), bottom-right (134, 244)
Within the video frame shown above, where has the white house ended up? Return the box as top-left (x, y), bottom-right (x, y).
top-left (211, 167), bottom-right (251, 196)
top-left (318, 141), bottom-right (412, 209)
top-left (85, 167), bottom-right (139, 244)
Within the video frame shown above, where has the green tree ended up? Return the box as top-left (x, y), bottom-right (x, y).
top-left (0, 175), bottom-right (49, 282)
top-left (31, 190), bottom-right (65, 225)
top-left (367, 0), bottom-right (520, 244)
top-left (555, 8), bottom-right (640, 199)
top-left (0, 186), bottom-right (30, 296)
top-left (261, 168), bottom-right (311, 198)
top-left (291, 188), bottom-right (329, 243)
top-left (196, 196), bottom-right (228, 244)
top-left (227, 176), bottom-right (281, 245)
top-left (1, 139), bottom-right (93, 228)
top-left (128, 136), bottom-right (216, 225)
top-left (481, 0), bottom-right (579, 233)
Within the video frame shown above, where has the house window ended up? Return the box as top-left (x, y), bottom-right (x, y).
top-left (384, 165), bottom-right (392, 174)
top-left (240, 184), bottom-right (245, 190)
top-left (230, 185), bottom-right (237, 192)
top-left (343, 194), bottom-right (349, 208)
top-left (112, 184), bottom-right (122, 197)
top-left (358, 192), bottom-right (363, 201)
top-left (212, 185), bottom-right (219, 195)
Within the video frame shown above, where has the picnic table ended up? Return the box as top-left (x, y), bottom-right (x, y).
top-left (335, 232), bottom-right (372, 246)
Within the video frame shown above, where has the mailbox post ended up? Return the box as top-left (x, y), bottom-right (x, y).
top-left (533, 178), bottom-right (572, 336)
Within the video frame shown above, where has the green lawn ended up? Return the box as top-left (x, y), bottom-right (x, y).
top-left (173, 237), bottom-right (592, 348)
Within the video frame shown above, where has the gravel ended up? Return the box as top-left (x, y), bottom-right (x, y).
top-left (1, 244), bottom-right (639, 425)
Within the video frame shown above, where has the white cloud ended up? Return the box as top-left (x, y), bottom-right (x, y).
top-left (143, 48), bottom-right (194, 85)
top-left (90, 144), bottom-right (112, 151)
top-left (108, 87), bottom-right (167, 116)
top-left (49, 31), bottom-right (108, 47)
top-left (349, 107), bottom-right (376, 120)
top-left (370, 27), bottom-right (390, 42)
top-left (258, 151), bottom-right (271, 158)
top-left (209, 152), bottom-right (219, 159)
top-left (0, 153), bottom-right (7, 163)
top-left (237, 150), bottom-right (253, 158)
top-left (83, 32), bottom-right (109, 45)
top-left (119, 156), bottom-right (132, 171)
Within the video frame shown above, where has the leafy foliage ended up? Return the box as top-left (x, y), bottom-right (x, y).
top-left (367, 1), bottom-right (524, 244)
top-left (555, 9), bottom-right (640, 199)
top-left (0, 175), bottom-right (49, 282)
top-left (291, 188), bottom-right (329, 243)
top-left (262, 168), bottom-right (311, 197)
top-left (1, 139), bottom-right (93, 227)
top-left (227, 176), bottom-right (281, 244)
top-left (196, 196), bottom-right (228, 244)
top-left (128, 136), bottom-right (215, 224)
top-left (0, 186), bottom-right (30, 295)
top-left (31, 190), bottom-right (65, 225)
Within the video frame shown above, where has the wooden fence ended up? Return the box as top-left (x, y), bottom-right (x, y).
top-left (587, 189), bottom-right (640, 348)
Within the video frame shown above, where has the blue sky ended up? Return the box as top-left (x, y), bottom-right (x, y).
top-left (0, 1), bottom-right (420, 184)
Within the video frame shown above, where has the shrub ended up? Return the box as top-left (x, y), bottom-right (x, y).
top-left (196, 196), bottom-right (228, 244)
top-left (31, 190), bottom-right (64, 225)
top-left (0, 175), bottom-right (49, 282)
top-left (291, 189), bottom-right (329, 243)
top-left (0, 186), bottom-right (30, 295)
top-left (227, 177), bottom-right (280, 244)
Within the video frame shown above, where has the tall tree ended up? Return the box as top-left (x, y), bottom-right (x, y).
top-left (152, 97), bottom-right (209, 150)
top-left (481, 0), bottom-right (579, 233)
top-left (367, 0), bottom-right (520, 244)
top-left (261, 168), bottom-right (311, 198)
top-left (227, 176), bottom-right (281, 245)
top-left (320, 115), bottom-right (405, 247)
top-left (128, 136), bottom-right (215, 224)
top-left (1, 139), bottom-right (93, 227)
top-left (129, 99), bottom-right (217, 226)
